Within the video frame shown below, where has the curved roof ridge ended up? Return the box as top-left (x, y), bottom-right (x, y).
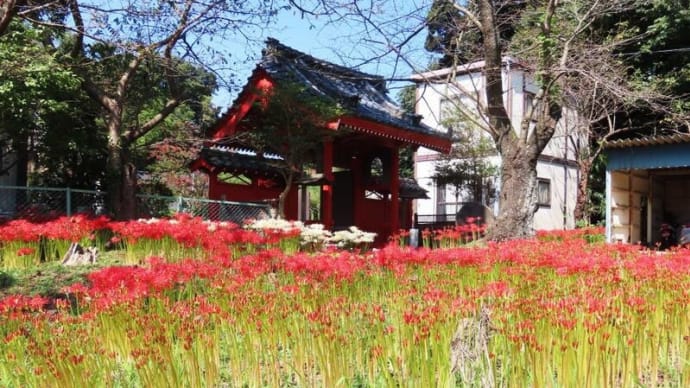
top-left (263, 38), bottom-right (386, 90)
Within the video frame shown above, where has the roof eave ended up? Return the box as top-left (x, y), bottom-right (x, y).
top-left (410, 56), bottom-right (524, 82)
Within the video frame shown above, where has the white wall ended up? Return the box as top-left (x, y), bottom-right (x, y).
top-left (534, 159), bottom-right (579, 230)
top-left (412, 62), bottom-right (581, 230)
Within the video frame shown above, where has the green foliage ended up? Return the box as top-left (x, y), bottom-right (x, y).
top-left (0, 21), bottom-right (106, 187)
top-left (137, 96), bottom-right (216, 197)
top-left (424, 0), bottom-right (526, 67)
top-left (396, 85), bottom-right (418, 179)
top-left (0, 270), bottom-right (16, 289)
top-left (0, 20), bottom-right (217, 191)
top-left (623, 1), bottom-right (690, 117)
top-left (244, 82), bottom-right (344, 175)
top-left (397, 84), bottom-right (416, 114)
top-left (424, 0), bottom-right (469, 67)
top-left (586, 153), bottom-right (607, 225)
top-left (82, 43), bottom-right (217, 146)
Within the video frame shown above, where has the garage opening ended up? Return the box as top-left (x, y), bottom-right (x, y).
top-left (610, 168), bottom-right (690, 246)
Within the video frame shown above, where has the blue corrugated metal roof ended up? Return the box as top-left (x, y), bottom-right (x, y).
top-left (606, 142), bottom-right (690, 170)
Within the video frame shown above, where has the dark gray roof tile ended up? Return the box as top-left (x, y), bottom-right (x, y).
top-left (261, 38), bottom-right (446, 139)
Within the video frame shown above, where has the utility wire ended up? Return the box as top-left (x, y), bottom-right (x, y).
top-left (617, 47), bottom-right (690, 56)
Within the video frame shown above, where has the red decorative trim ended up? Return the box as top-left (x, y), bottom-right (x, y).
top-left (211, 70), bottom-right (274, 141)
top-left (338, 116), bottom-right (451, 153)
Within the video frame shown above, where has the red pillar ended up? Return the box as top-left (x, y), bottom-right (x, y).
top-left (322, 140), bottom-right (334, 229)
top-left (390, 147), bottom-right (400, 234)
top-left (351, 154), bottom-right (363, 226)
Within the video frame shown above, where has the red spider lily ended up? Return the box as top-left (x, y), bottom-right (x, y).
top-left (0, 219), bottom-right (42, 242)
top-left (62, 282), bottom-right (89, 296)
top-left (0, 295), bottom-right (48, 313)
top-left (0, 215), bottom-right (110, 243)
top-left (16, 247), bottom-right (36, 256)
top-left (478, 281), bottom-right (514, 298)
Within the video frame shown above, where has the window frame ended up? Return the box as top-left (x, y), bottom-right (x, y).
top-left (536, 178), bottom-right (551, 208)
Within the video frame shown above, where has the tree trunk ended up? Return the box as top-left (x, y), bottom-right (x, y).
top-left (486, 147), bottom-right (539, 241)
top-left (120, 151), bottom-right (138, 219)
top-left (105, 112), bottom-right (137, 220)
top-left (105, 116), bottom-right (124, 218)
top-left (106, 146), bottom-right (138, 220)
top-left (573, 158), bottom-right (592, 223)
top-left (478, 0), bottom-right (540, 241)
top-left (276, 173), bottom-right (293, 219)
top-left (0, 0), bottom-right (16, 36)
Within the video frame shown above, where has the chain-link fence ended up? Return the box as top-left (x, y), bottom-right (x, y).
top-left (137, 194), bottom-right (271, 223)
top-left (0, 186), bottom-right (271, 223)
top-left (0, 186), bottom-right (103, 221)
top-left (413, 213), bottom-right (456, 230)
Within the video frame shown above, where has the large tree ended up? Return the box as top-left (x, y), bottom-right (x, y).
top-left (473, 0), bottom-right (643, 239)
top-left (0, 20), bottom-right (96, 187)
top-left (419, 0), bottom-right (653, 239)
top-left (4, 0), bottom-right (317, 218)
top-left (57, 0), bottom-right (231, 218)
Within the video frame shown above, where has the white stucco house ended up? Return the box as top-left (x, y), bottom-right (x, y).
top-left (411, 58), bottom-right (582, 230)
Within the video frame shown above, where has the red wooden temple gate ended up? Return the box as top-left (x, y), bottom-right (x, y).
top-left (191, 39), bottom-right (451, 243)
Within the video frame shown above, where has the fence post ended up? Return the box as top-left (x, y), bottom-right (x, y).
top-left (66, 187), bottom-right (72, 216)
top-left (177, 196), bottom-right (183, 213)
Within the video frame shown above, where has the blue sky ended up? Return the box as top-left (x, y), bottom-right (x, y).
top-left (212, 2), bottom-right (435, 108)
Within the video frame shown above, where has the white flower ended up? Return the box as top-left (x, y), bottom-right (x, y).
top-left (245, 218), bottom-right (304, 234)
top-left (299, 224), bottom-right (332, 245)
top-left (327, 226), bottom-right (376, 248)
top-left (137, 217), bottom-right (160, 224)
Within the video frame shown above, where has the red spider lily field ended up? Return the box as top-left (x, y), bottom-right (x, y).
top-left (1, 216), bottom-right (690, 387)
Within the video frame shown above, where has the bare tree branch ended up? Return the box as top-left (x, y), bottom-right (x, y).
top-left (0, 0), bottom-right (17, 35)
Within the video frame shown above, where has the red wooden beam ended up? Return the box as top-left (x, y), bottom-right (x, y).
top-left (338, 116), bottom-right (451, 154)
top-left (212, 70), bottom-right (274, 141)
top-left (390, 148), bottom-right (400, 234)
top-left (322, 139), bottom-right (334, 229)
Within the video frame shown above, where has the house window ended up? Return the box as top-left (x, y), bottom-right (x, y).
top-left (537, 178), bottom-right (551, 207)
top-left (523, 92), bottom-right (537, 122)
top-left (435, 182), bottom-right (446, 215)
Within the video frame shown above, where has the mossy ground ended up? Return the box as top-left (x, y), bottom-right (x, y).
top-left (0, 251), bottom-right (126, 298)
